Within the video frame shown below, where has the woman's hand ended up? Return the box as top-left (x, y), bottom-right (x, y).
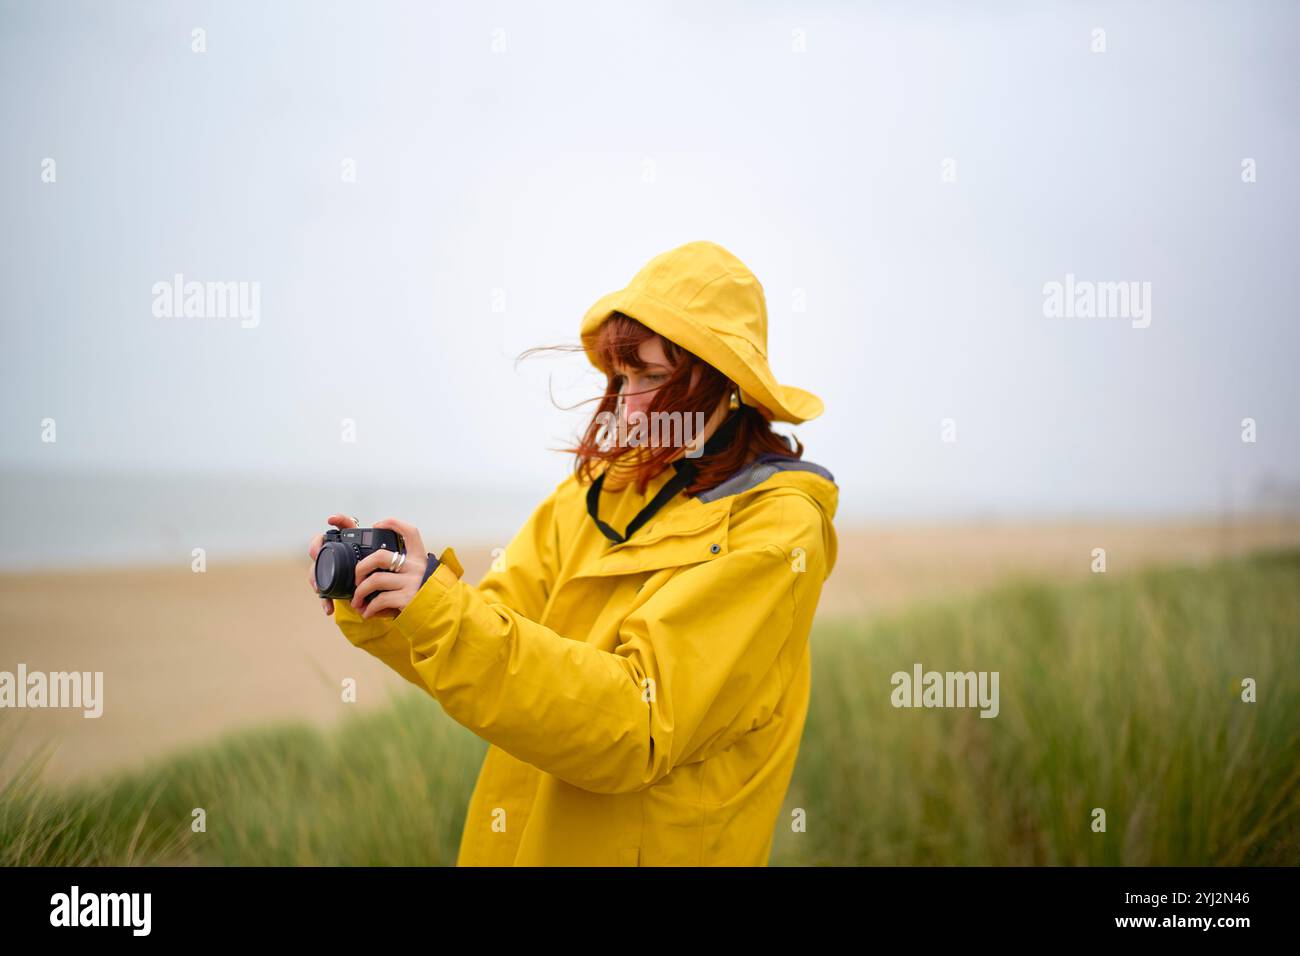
top-left (307, 515), bottom-right (430, 619)
top-left (348, 518), bottom-right (430, 620)
top-left (307, 514), bottom-right (360, 616)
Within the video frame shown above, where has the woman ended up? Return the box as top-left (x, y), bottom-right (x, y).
top-left (307, 240), bottom-right (838, 866)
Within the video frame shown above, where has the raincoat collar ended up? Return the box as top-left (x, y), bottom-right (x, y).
top-left (586, 408), bottom-right (744, 545)
top-left (584, 461), bottom-right (838, 578)
top-left (578, 417), bottom-right (838, 579)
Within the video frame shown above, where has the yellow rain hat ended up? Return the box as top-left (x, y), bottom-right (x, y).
top-left (579, 240), bottom-right (824, 424)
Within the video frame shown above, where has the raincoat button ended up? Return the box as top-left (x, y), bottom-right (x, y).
top-left (709, 543), bottom-right (721, 554)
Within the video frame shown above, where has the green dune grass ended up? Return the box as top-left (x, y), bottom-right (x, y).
top-left (4, 549), bottom-right (1298, 866)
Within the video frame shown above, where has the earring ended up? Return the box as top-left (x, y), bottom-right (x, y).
top-left (729, 388), bottom-right (740, 410)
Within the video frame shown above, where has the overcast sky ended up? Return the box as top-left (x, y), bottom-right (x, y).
top-left (2, 0), bottom-right (1297, 521)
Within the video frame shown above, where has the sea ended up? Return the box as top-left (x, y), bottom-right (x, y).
top-left (0, 469), bottom-right (543, 571)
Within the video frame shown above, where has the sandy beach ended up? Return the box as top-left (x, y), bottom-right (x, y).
top-left (2, 517), bottom-right (1297, 786)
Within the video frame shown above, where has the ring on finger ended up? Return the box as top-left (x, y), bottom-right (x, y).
top-left (392, 552), bottom-right (407, 573)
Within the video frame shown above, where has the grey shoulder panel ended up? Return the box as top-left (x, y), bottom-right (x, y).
top-left (696, 458), bottom-right (836, 503)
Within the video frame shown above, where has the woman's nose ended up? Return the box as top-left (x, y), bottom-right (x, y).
top-left (623, 389), bottom-right (652, 417)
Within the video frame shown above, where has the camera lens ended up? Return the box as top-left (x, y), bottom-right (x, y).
top-left (314, 542), bottom-right (356, 598)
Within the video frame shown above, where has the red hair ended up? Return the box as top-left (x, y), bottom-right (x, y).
top-left (519, 312), bottom-right (804, 497)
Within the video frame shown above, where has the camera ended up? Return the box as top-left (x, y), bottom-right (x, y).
top-left (314, 527), bottom-right (405, 600)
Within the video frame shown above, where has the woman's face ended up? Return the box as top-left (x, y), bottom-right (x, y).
top-left (612, 336), bottom-right (679, 420)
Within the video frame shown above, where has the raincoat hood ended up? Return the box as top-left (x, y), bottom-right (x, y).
top-left (580, 240), bottom-right (825, 424)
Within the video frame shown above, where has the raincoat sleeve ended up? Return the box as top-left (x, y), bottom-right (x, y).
top-left (330, 479), bottom-right (565, 689)
top-left (386, 492), bottom-right (827, 795)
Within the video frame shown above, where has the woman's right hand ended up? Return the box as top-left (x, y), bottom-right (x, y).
top-left (307, 514), bottom-right (359, 615)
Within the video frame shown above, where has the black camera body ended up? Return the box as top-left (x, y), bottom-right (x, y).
top-left (314, 527), bottom-right (405, 600)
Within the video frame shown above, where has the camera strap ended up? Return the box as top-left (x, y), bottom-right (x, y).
top-left (585, 409), bottom-right (743, 545)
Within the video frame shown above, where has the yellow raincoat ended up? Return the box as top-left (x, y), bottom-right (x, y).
top-left (330, 241), bottom-right (838, 865)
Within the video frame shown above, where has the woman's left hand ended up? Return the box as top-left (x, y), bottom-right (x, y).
top-left (350, 518), bottom-right (430, 620)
